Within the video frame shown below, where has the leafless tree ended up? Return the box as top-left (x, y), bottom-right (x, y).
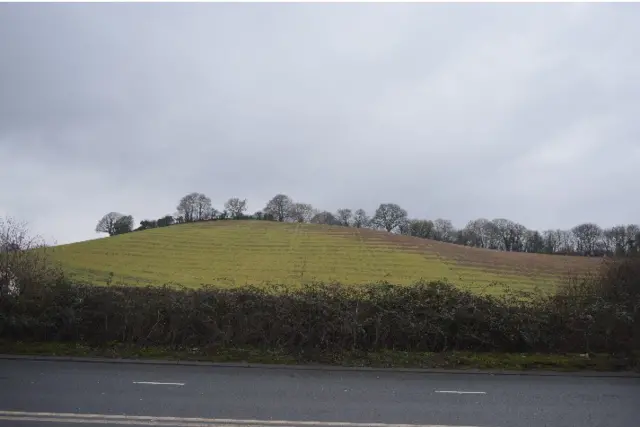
top-left (177, 193), bottom-right (197, 222)
top-left (290, 203), bottom-right (314, 223)
top-left (542, 229), bottom-right (560, 254)
top-left (264, 194), bottom-right (293, 222)
top-left (571, 223), bottom-right (603, 255)
top-left (372, 203), bottom-right (408, 232)
top-left (490, 218), bottom-right (527, 251)
top-left (196, 193), bottom-right (213, 220)
top-left (398, 219), bottom-right (411, 235)
top-left (1, 217), bottom-right (63, 296)
top-left (224, 198), bottom-right (248, 219)
top-left (524, 230), bottom-right (544, 253)
top-left (353, 209), bottom-right (370, 228)
top-left (557, 229), bottom-right (576, 254)
top-left (627, 224), bottom-right (640, 254)
top-left (462, 218), bottom-right (492, 248)
top-left (96, 212), bottom-right (125, 236)
top-left (432, 218), bottom-right (455, 242)
top-left (603, 225), bottom-right (628, 255)
top-left (177, 192), bottom-right (212, 222)
top-left (336, 209), bottom-right (353, 227)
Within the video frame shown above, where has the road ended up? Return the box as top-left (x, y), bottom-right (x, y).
top-left (0, 359), bottom-right (638, 427)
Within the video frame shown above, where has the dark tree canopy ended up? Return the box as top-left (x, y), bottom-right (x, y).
top-left (113, 215), bottom-right (134, 235)
top-left (95, 212), bottom-right (125, 236)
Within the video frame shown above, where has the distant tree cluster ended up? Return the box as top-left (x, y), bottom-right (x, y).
top-left (95, 193), bottom-right (639, 257)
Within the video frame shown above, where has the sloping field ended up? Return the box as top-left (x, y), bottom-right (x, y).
top-left (49, 220), bottom-right (601, 293)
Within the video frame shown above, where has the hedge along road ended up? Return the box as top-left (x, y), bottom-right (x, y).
top-left (1, 359), bottom-right (640, 427)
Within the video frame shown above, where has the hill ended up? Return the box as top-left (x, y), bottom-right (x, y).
top-left (49, 220), bottom-right (601, 293)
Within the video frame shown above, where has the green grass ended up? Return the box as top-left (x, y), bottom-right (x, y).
top-left (49, 220), bottom-right (599, 293)
top-left (2, 341), bottom-right (636, 372)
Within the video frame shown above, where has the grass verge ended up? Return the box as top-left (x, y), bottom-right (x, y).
top-left (1, 341), bottom-right (637, 373)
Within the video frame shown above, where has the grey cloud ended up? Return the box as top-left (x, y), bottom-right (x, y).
top-left (1, 3), bottom-right (638, 244)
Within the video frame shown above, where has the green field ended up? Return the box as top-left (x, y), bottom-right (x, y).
top-left (49, 220), bottom-right (600, 293)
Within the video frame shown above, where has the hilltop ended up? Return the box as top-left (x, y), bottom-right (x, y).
top-left (49, 220), bottom-right (601, 292)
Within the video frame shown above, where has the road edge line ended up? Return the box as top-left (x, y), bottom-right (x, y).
top-left (1, 353), bottom-right (638, 378)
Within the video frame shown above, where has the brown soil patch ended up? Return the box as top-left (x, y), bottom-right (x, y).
top-left (308, 224), bottom-right (602, 277)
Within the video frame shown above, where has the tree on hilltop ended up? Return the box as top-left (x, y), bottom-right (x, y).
top-left (290, 203), bottom-right (315, 223)
top-left (336, 208), bottom-right (353, 227)
top-left (372, 203), bottom-right (408, 232)
top-left (264, 194), bottom-right (293, 222)
top-left (353, 209), bottom-right (369, 228)
top-left (113, 215), bottom-right (134, 235)
top-left (224, 198), bottom-right (248, 219)
top-left (311, 211), bottom-right (340, 225)
top-left (96, 212), bottom-right (126, 236)
top-left (177, 192), bottom-right (212, 222)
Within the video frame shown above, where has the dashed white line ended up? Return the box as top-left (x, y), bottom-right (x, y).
top-left (133, 381), bottom-right (185, 386)
top-left (435, 390), bottom-right (486, 395)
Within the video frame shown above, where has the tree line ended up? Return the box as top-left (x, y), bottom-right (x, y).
top-left (96, 192), bottom-right (639, 257)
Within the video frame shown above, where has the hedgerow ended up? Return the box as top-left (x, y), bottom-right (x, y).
top-left (1, 256), bottom-right (638, 357)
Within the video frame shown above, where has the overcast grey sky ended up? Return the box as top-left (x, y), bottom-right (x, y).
top-left (1, 3), bottom-right (638, 245)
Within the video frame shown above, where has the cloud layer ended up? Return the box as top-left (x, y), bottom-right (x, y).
top-left (1, 3), bottom-right (638, 244)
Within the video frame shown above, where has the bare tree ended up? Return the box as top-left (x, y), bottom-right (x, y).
top-left (264, 194), bottom-right (293, 222)
top-left (311, 211), bottom-right (340, 225)
top-left (524, 230), bottom-right (544, 253)
top-left (542, 229), bottom-right (560, 254)
top-left (397, 219), bottom-right (411, 235)
top-left (462, 218), bottom-right (492, 248)
top-left (196, 193), bottom-right (213, 220)
top-left (432, 218), bottom-right (455, 242)
top-left (1, 217), bottom-right (63, 296)
top-left (557, 229), bottom-right (576, 254)
top-left (290, 203), bottom-right (314, 223)
top-left (176, 192), bottom-right (212, 222)
top-left (372, 203), bottom-right (408, 232)
top-left (353, 209), bottom-right (370, 228)
top-left (96, 212), bottom-right (125, 236)
top-left (177, 193), bottom-right (196, 222)
top-left (224, 198), bottom-right (248, 219)
top-left (627, 224), bottom-right (640, 254)
top-left (490, 218), bottom-right (527, 251)
top-left (603, 225), bottom-right (628, 255)
top-left (336, 209), bottom-right (353, 227)
top-left (571, 223), bottom-right (603, 255)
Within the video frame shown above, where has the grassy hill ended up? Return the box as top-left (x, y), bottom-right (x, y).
top-left (49, 220), bottom-right (601, 293)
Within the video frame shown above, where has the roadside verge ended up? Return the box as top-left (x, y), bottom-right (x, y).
top-left (1, 341), bottom-right (638, 377)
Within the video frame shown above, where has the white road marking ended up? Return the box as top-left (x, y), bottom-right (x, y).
top-left (0, 411), bottom-right (484, 427)
top-left (133, 381), bottom-right (185, 386)
top-left (435, 390), bottom-right (486, 395)
top-left (0, 417), bottom-right (253, 426)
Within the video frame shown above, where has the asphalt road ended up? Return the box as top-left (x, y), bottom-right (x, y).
top-left (0, 359), bottom-right (639, 427)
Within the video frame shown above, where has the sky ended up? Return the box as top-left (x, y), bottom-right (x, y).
top-left (1, 3), bottom-right (639, 245)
